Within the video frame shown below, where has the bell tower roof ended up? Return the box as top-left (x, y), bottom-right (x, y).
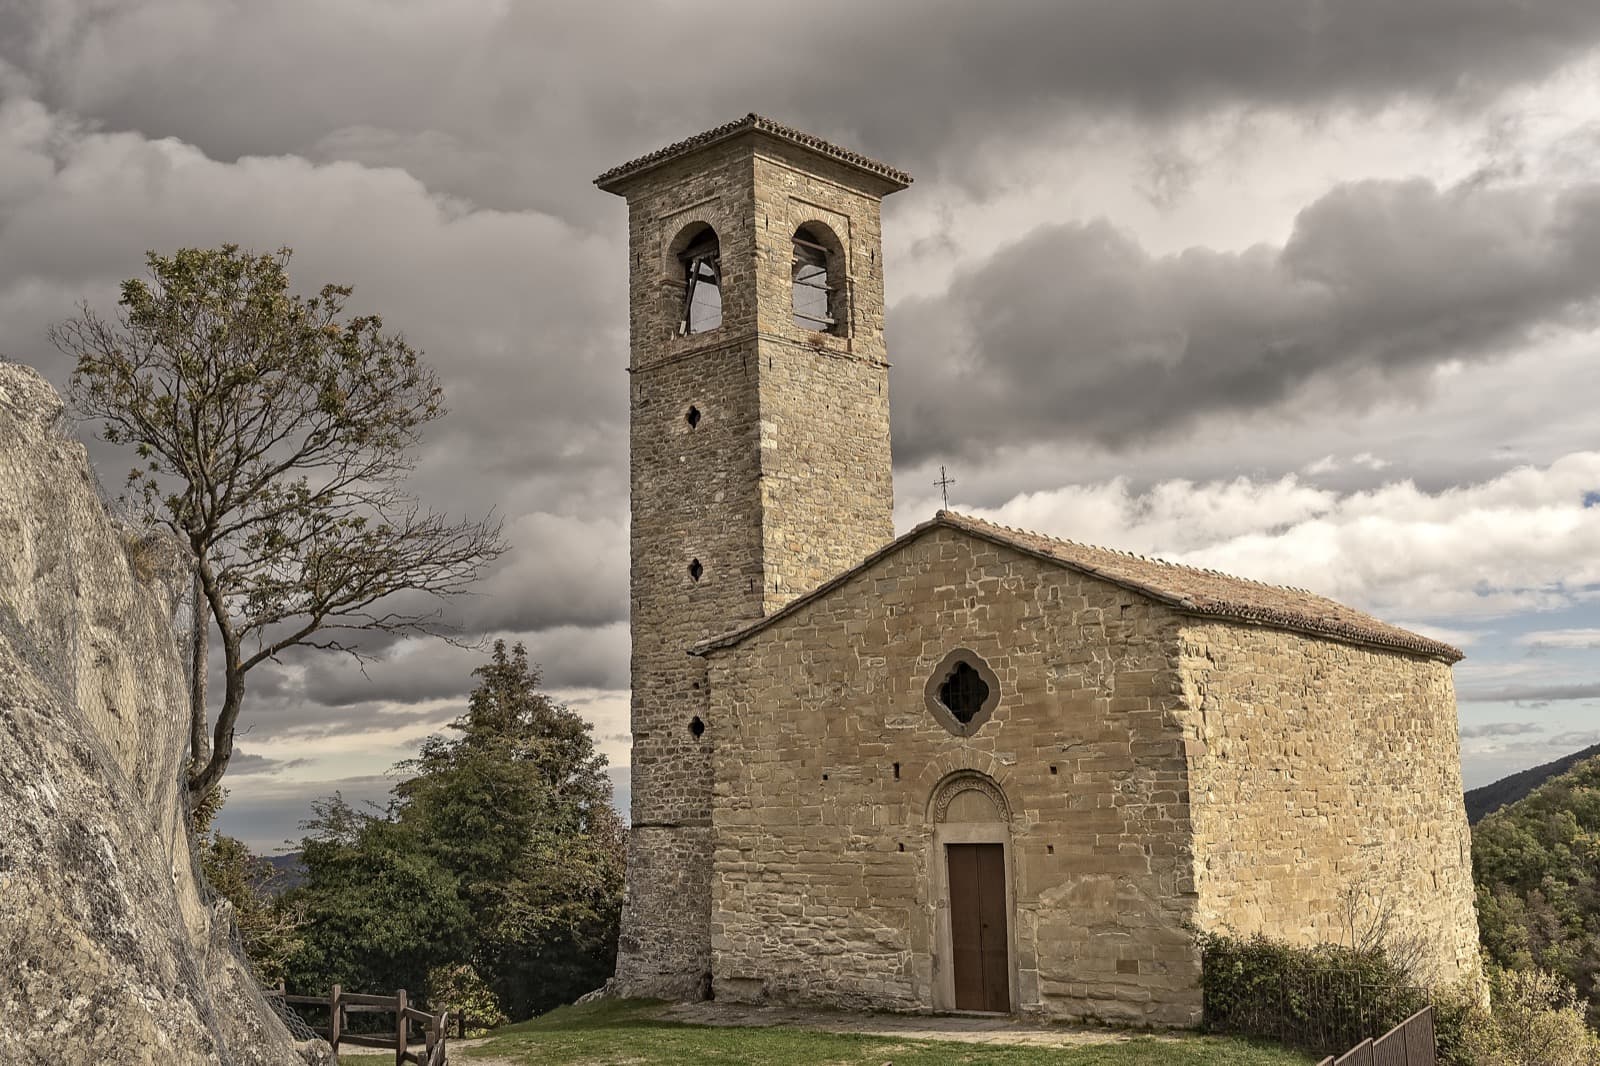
top-left (595, 113), bottom-right (913, 195)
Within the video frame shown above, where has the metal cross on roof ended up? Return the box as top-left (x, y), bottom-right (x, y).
top-left (935, 466), bottom-right (956, 509)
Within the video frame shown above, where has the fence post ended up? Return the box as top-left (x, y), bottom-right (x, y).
top-left (458, 1007), bottom-right (465, 1040)
top-left (396, 988), bottom-right (409, 1066)
top-left (425, 1018), bottom-right (437, 1064)
top-left (330, 983), bottom-right (342, 1054)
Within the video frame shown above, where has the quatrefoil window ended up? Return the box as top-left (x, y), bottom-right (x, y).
top-left (938, 662), bottom-right (989, 724)
top-left (924, 649), bottom-right (1002, 737)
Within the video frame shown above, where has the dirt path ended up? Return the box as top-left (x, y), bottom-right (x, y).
top-left (656, 1001), bottom-right (1185, 1048)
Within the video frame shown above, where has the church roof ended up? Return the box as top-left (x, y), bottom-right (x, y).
top-left (693, 510), bottom-right (1464, 663)
top-left (594, 113), bottom-right (913, 192)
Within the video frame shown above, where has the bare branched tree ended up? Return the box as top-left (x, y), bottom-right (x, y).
top-left (54, 246), bottom-right (507, 806)
top-left (1336, 872), bottom-right (1435, 985)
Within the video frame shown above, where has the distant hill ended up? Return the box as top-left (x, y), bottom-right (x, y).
top-left (1472, 749), bottom-right (1600, 1026)
top-left (261, 852), bottom-right (306, 895)
top-left (1465, 742), bottom-right (1600, 824)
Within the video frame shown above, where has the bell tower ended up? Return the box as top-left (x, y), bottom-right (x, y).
top-left (596, 115), bottom-right (910, 997)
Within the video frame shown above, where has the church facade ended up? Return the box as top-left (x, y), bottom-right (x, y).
top-left (595, 116), bottom-right (1480, 1025)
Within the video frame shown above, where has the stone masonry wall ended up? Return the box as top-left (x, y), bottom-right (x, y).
top-left (1178, 623), bottom-right (1481, 985)
top-left (615, 141), bottom-right (765, 997)
top-left (612, 134), bottom-right (898, 997)
top-left (705, 528), bottom-right (1203, 1025)
top-left (749, 144), bottom-right (894, 609)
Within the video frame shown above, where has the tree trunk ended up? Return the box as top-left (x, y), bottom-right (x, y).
top-left (188, 567), bottom-right (209, 774)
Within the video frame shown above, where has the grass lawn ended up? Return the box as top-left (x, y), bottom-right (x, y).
top-left (326, 999), bottom-right (1318, 1066)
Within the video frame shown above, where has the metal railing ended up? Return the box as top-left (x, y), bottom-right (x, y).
top-left (1203, 962), bottom-right (1429, 1056)
top-left (1317, 1006), bottom-right (1436, 1066)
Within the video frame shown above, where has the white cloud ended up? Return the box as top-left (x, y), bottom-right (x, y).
top-left (1517, 628), bottom-right (1600, 650)
top-left (977, 451), bottom-right (1600, 622)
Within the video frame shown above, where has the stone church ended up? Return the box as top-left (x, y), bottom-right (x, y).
top-left (594, 115), bottom-right (1480, 1025)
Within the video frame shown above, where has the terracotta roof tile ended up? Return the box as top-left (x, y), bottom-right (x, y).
top-left (694, 510), bottom-right (1463, 663)
top-left (595, 113), bottom-right (912, 192)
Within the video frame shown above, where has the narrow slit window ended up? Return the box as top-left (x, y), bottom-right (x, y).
top-left (679, 232), bottom-right (721, 335)
top-left (792, 225), bottom-right (835, 332)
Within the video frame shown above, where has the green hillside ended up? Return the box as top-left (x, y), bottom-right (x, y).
top-left (1472, 750), bottom-right (1600, 1024)
top-left (1466, 743), bottom-right (1600, 824)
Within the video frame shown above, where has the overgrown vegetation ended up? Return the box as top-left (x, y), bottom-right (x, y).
top-left (281, 641), bottom-right (624, 1021)
top-left (196, 813), bottom-right (305, 987)
top-left (1198, 932), bottom-right (1427, 1056)
top-left (1454, 968), bottom-right (1600, 1066)
top-left (1472, 752), bottom-right (1600, 1026)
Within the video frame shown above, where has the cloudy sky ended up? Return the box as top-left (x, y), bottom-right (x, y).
top-left (4, 1), bottom-right (1599, 852)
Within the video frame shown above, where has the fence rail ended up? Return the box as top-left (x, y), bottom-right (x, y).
top-left (1317, 1006), bottom-right (1436, 1066)
top-left (280, 984), bottom-right (451, 1065)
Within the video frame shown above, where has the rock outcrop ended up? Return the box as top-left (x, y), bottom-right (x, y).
top-left (0, 361), bottom-right (325, 1065)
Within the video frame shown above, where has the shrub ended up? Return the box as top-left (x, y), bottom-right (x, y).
top-left (1198, 932), bottom-right (1426, 1056)
top-left (427, 963), bottom-right (508, 1034)
top-left (1455, 968), bottom-right (1600, 1066)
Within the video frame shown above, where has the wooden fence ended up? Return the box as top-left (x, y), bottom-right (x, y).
top-left (281, 984), bottom-right (451, 1065)
top-left (1316, 1006), bottom-right (1435, 1066)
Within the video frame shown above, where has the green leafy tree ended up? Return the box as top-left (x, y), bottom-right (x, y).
top-left (54, 246), bottom-right (507, 805)
top-left (286, 795), bottom-right (472, 996)
top-left (286, 643), bottom-right (624, 1017)
top-left (1460, 968), bottom-right (1600, 1066)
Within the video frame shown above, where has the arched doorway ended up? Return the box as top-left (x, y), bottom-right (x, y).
top-left (930, 773), bottom-right (1014, 1013)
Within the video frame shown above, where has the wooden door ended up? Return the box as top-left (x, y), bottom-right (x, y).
top-left (947, 843), bottom-right (1009, 1011)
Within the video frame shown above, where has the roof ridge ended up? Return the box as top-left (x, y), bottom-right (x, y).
top-left (692, 509), bottom-right (1462, 662)
top-left (945, 509), bottom-right (1329, 599)
top-left (933, 509), bottom-right (1458, 660)
top-left (596, 113), bottom-right (913, 190)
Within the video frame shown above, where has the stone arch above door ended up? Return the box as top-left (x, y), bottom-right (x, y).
top-left (923, 762), bottom-right (1016, 826)
top-left (931, 771), bottom-right (1012, 824)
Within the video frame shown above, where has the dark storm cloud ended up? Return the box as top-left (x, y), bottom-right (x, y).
top-left (226, 686), bottom-right (451, 743)
top-left (225, 621), bottom-right (627, 743)
top-left (1459, 721), bottom-right (1545, 738)
top-left (213, 774), bottom-right (397, 852)
top-left (299, 624), bottom-right (629, 708)
top-left (891, 178), bottom-right (1600, 462)
top-left (225, 750), bottom-right (310, 776)
top-left (1459, 681), bottom-right (1600, 703)
top-left (10, 0), bottom-right (1600, 219)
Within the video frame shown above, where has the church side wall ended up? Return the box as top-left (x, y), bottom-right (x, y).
top-left (1178, 623), bottom-right (1481, 986)
top-left (705, 529), bottom-right (1203, 1025)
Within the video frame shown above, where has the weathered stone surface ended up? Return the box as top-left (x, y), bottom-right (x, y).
top-left (602, 124), bottom-right (903, 996)
top-left (701, 526), bottom-right (1481, 1025)
top-left (602, 119), bottom-right (1480, 1023)
top-left (0, 361), bottom-right (321, 1065)
top-left (1179, 622), bottom-right (1480, 985)
top-left (705, 529), bottom-right (1202, 1025)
